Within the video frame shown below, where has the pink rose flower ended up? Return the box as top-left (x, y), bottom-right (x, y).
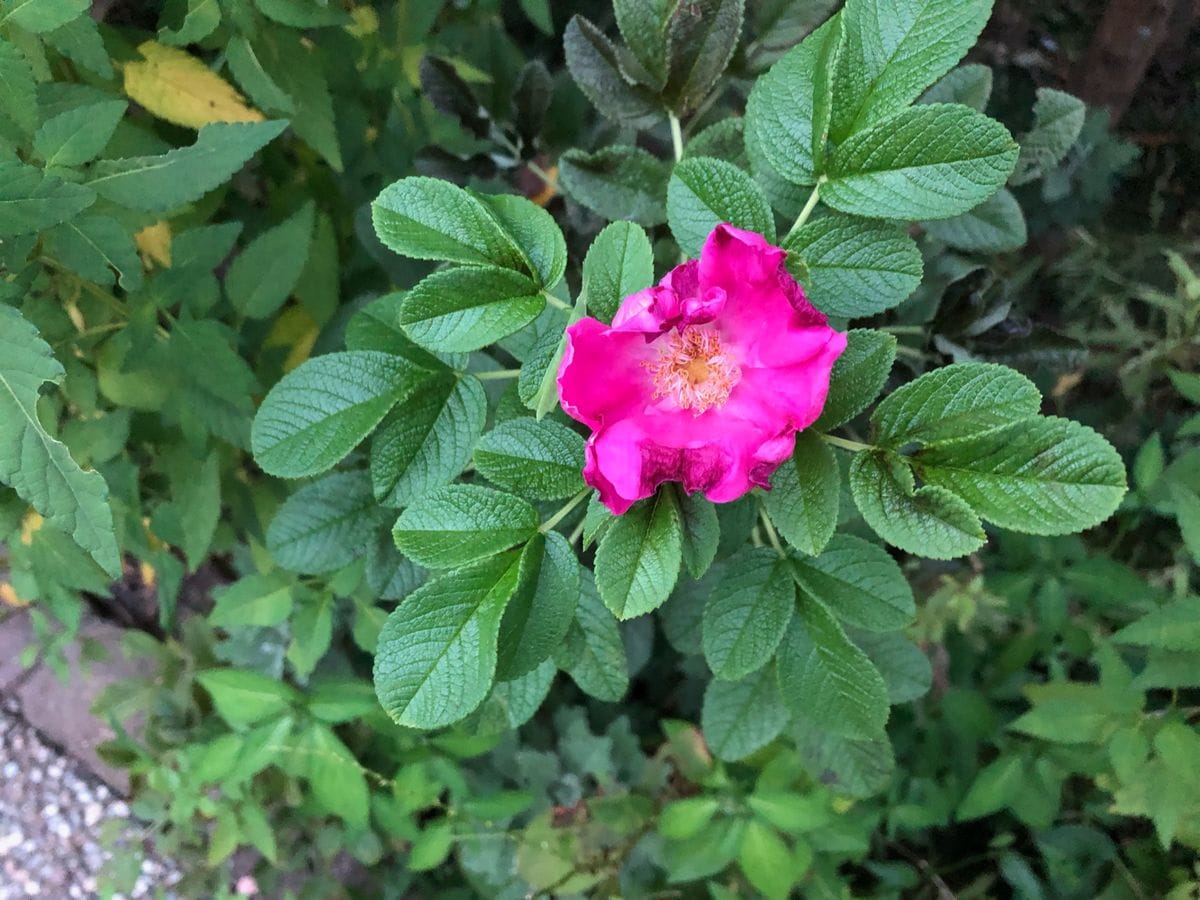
top-left (557, 223), bottom-right (847, 515)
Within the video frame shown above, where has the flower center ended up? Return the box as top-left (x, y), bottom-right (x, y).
top-left (644, 327), bottom-right (741, 415)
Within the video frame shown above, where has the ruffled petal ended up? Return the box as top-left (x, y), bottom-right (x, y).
top-left (557, 318), bottom-right (655, 430)
top-left (700, 224), bottom-right (833, 368)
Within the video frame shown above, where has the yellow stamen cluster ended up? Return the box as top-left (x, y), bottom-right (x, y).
top-left (644, 327), bottom-right (741, 414)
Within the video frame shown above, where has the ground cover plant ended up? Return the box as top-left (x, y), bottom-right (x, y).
top-left (0, 0), bottom-right (1198, 896)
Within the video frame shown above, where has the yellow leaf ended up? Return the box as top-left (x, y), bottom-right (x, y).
top-left (264, 305), bottom-right (319, 373)
top-left (124, 41), bottom-right (265, 129)
top-left (0, 582), bottom-right (27, 608)
top-left (135, 221), bottom-right (172, 268)
top-left (139, 560), bottom-right (157, 589)
top-left (20, 511), bottom-right (43, 546)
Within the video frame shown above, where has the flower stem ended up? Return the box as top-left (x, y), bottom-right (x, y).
top-left (669, 113), bottom-right (684, 162)
top-left (526, 160), bottom-right (554, 186)
top-left (759, 506), bottom-right (786, 558)
top-left (786, 180), bottom-right (825, 241)
top-left (474, 369), bottom-right (521, 381)
top-left (544, 292), bottom-right (571, 311)
top-left (820, 433), bottom-right (875, 453)
top-left (539, 488), bottom-right (591, 534)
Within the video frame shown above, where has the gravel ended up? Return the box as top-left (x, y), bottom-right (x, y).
top-left (0, 699), bottom-right (180, 899)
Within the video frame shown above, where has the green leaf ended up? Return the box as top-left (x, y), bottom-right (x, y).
top-left (371, 373), bottom-right (486, 507)
top-left (294, 211), bottom-right (337, 325)
top-left (776, 594), bottom-right (889, 738)
top-left (792, 727), bottom-right (895, 798)
top-left (871, 362), bottom-right (1041, 448)
top-left (852, 630), bottom-right (932, 704)
top-left (344, 293), bottom-right (452, 369)
top-left (0, 306), bottom-right (118, 576)
top-left (44, 15), bottom-right (112, 78)
top-left (477, 193), bottom-right (567, 289)
top-left (254, 0), bottom-right (347, 26)
top-left (823, 104), bottom-right (1018, 221)
top-left (702, 548), bottom-right (795, 680)
top-left (1171, 482), bottom-right (1200, 564)
top-left (659, 797), bottom-right (720, 840)
top-left (667, 156), bottom-right (775, 258)
top-left (582, 221), bottom-right (655, 323)
top-left (266, 471), bottom-right (383, 574)
top-left (914, 416), bottom-right (1127, 535)
top-left (918, 63), bottom-right (993, 110)
top-left (764, 429), bottom-right (839, 556)
top-left (555, 571), bottom-right (629, 702)
top-left (595, 493), bottom-right (683, 619)
top-left (163, 447), bottom-right (221, 568)
top-left (392, 484), bottom-right (538, 569)
top-left (518, 0), bottom-right (553, 33)
top-left (784, 212), bottom-right (922, 318)
top-left (662, 0), bottom-right (745, 117)
top-left (745, 15), bottom-right (842, 186)
top-left (957, 755), bottom-right (1025, 820)
top-left (225, 35), bottom-right (294, 114)
top-left (303, 724), bottom-right (368, 830)
top-left (662, 817), bottom-right (746, 885)
top-left (88, 120), bottom-right (288, 212)
top-left (0, 161), bottom-right (96, 237)
top-left (373, 551), bottom-right (521, 729)
top-left (0, 37), bottom-right (37, 134)
top-left (227, 202), bottom-right (315, 319)
top-left (563, 15), bottom-right (662, 129)
top-left (738, 819), bottom-right (796, 900)
top-left (209, 572), bottom-right (295, 628)
top-left (283, 593), bottom-right (331, 680)
top-left (830, 0), bottom-right (993, 140)
top-left (196, 669), bottom-right (296, 729)
top-left (923, 189), bottom-right (1027, 253)
top-left (48, 215), bottom-right (143, 292)
top-left (746, 792), bottom-right (831, 834)
top-left (34, 100), bottom-right (126, 167)
top-left (371, 176), bottom-right (531, 272)
top-left (1, 0), bottom-right (88, 33)
top-left (467, 659), bottom-right (555, 735)
top-left (613, 0), bottom-right (671, 89)
top-left (252, 351), bottom-right (431, 479)
top-left (849, 451), bottom-right (986, 559)
top-left (159, 0), bottom-right (222, 46)
top-left (814, 329), bottom-right (896, 430)
top-left (496, 531), bottom-right (580, 680)
top-left (474, 418), bottom-right (586, 501)
top-left (400, 267), bottom-right (544, 353)
top-left (674, 489), bottom-right (720, 579)
top-left (1112, 596), bottom-right (1200, 652)
top-left (790, 534), bottom-right (915, 631)
top-left (1010, 88), bottom-right (1086, 186)
top-left (702, 666), bottom-right (789, 761)
top-left (154, 321), bottom-right (258, 449)
top-left (558, 146), bottom-right (670, 227)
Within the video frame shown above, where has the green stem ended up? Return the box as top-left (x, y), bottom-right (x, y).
top-left (539, 488), bottom-right (591, 534)
top-left (474, 369), bottom-right (521, 381)
top-left (669, 113), bottom-right (684, 162)
top-left (759, 506), bottom-right (786, 558)
top-left (880, 325), bottom-right (926, 335)
top-left (820, 433), bottom-right (875, 453)
top-left (786, 180), bottom-right (824, 241)
top-left (544, 292), bottom-right (571, 312)
top-left (526, 160), bottom-right (554, 187)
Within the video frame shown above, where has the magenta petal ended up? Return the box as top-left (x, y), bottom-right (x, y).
top-left (557, 318), bottom-right (653, 430)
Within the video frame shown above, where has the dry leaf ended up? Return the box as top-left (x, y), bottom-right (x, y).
top-left (124, 41), bottom-right (265, 129)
